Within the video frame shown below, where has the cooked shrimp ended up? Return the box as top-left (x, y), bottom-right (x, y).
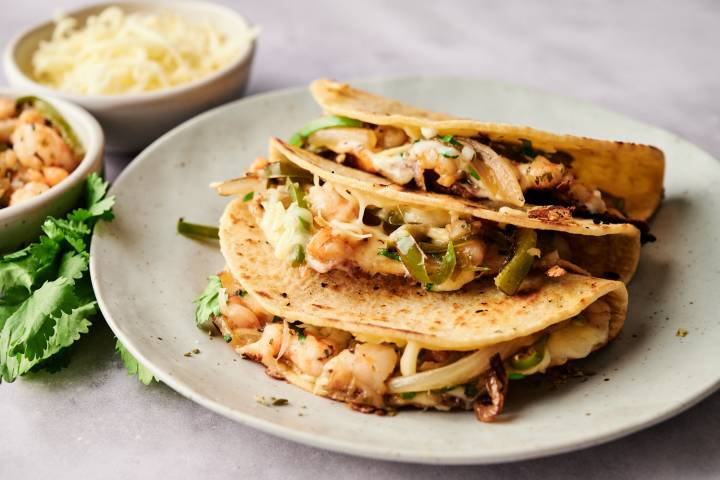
top-left (407, 140), bottom-right (462, 188)
top-left (563, 177), bottom-right (607, 214)
top-left (583, 299), bottom-right (611, 330)
top-left (17, 109), bottom-right (45, 125)
top-left (375, 126), bottom-right (408, 149)
top-left (306, 228), bottom-right (355, 273)
top-left (286, 329), bottom-right (347, 377)
top-left (223, 295), bottom-right (262, 331)
top-left (11, 123), bottom-right (77, 171)
top-left (0, 119), bottom-right (17, 143)
top-left (306, 183), bottom-right (358, 223)
top-left (517, 156), bottom-right (567, 190)
top-left (9, 181), bottom-right (49, 206)
top-left (0, 98), bottom-right (16, 120)
top-left (315, 343), bottom-right (397, 407)
top-left (0, 149), bottom-right (18, 174)
top-left (42, 166), bottom-right (69, 187)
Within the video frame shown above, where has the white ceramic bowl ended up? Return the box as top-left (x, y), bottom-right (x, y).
top-left (3, 1), bottom-right (256, 154)
top-left (0, 88), bottom-right (104, 252)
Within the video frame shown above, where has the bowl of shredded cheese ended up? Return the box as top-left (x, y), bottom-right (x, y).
top-left (3, 2), bottom-right (258, 153)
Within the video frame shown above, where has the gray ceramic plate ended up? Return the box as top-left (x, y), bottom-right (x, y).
top-left (90, 77), bottom-right (720, 464)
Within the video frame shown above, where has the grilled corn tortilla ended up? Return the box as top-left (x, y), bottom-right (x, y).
top-left (267, 137), bottom-right (641, 284)
top-left (307, 79), bottom-right (664, 221)
top-left (217, 198), bottom-right (628, 416)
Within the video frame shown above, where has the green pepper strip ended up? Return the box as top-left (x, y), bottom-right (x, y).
top-left (494, 228), bottom-right (537, 295)
top-left (15, 96), bottom-right (83, 156)
top-left (395, 234), bottom-right (432, 285)
top-left (263, 162), bottom-right (313, 180)
top-left (289, 115), bottom-right (364, 147)
top-left (508, 335), bottom-right (548, 371)
top-left (395, 234), bottom-right (456, 287)
top-left (429, 240), bottom-right (456, 285)
top-left (177, 218), bottom-right (219, 239)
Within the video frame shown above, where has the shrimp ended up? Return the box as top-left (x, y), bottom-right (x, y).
top-left (306, 183), bottom-right (358, 223)
top-left (306, 228), bottom-right (355, 273)
top-left (42, 166), bottom-right (70, 187)
top-left (0, 98), bottom-right (16, 120)
top-left (17, 109), bottom-right (45, 125)
top-left (11, 123), bottom-right (77, 171)
top-left (223, 295), bottom-right (262, 331)
top-left (375, 126), bottom-right (408, 149)
top-left (286, 328), bottom-right (349, 377)
top-left (9, 181), bottom-right (49, 206)
top-left (315, 343), bottom-right (398, 408)
top-left (307, 127), bottom-right (378, 172)
top-left (517, 156), bottom-right (567, 190)
top-left (0, 119), bottom-right (17, 143)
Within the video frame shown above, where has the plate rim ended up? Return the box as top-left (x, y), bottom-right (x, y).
top-left (90, 75), bottom-right (720, 465)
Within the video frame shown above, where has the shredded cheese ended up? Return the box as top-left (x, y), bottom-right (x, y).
top-left (31, 7), bottom-right (258, 95)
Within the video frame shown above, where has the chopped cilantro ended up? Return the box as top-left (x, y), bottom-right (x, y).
top-left (223, 334), bottom-right (232, 343)
top-left (468, 167), bottom-right (481, 181)
top-left (242, 191), bottom-right (254, 202)
top-left (441, 135), bottom-right (462, 147)
top-left (235, 289), bottom-right (248, 297)
top-left (425, 283), bottom-right (434, 292)
top-left (289, 323), bottom-right (306, 343)
top-left (272, 315), bottom-right (283, 323)
top-left (193, 275), bottom-right (225, 332)
top-left (378, 248), bottom-right (401, 261)
top-left (441, 151), bottom-right (459, 159)
top-left (401, 392), bottom-right (417, 400)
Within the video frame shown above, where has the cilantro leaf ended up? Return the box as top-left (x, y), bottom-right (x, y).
top-left (0, 173), bottom-right (115, 383)
top-left (194, 275), bottom-right (225, 331)
top-left (116, 339), bottom-right (156, 385)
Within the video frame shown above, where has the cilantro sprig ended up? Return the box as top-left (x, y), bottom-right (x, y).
top-left (0, 174), bottom-right (116, 383)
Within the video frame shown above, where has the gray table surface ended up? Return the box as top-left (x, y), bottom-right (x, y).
top-left (2, 0), bottom-right (719, 478)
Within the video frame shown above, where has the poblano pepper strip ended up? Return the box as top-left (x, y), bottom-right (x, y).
top-left (395, 235), bottom-right (456, 287)
top-left (395, 234), bottom-right (432, 285)
top-left (509, 335), bottom-right (548, 371)
top-left (429, 240), bottom-right (456, 285)
top-left (494, 228), bottom-right (537, 295)
top-left (177, 218), bottom-right (219, 239)
top-left (289, 115), bottom-right (364, 147)
top-left (15, 96), bottom-right (83, 156)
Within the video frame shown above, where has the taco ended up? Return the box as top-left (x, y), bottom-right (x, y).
top-left (288, 79), bottom-right (664, 223)
top-left (213, 138), bottom-right (641, 295)
top-left (209, 197), bottom-right (628, 421)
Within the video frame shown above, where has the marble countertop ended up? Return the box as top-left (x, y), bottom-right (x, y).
top-left (2, 1), bottom-right (719, 478)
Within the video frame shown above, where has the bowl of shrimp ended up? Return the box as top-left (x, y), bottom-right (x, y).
top-left (0, 87), bottom-right (104, 252)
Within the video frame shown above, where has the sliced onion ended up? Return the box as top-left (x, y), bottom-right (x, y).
top-left (399, 341), bottom-right (421, 376)
top-left (210, 176), bottom-right (262, 196)
top-left (387, 336), bottom-right (536, 393)
top-left (468, 140), bottom-right (525, 206)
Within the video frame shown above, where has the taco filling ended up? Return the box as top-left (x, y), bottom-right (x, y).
top-left (203, 268), bottom-right (623, 421)
top-left (213, 155), bottom-right (639, 294)
top-left (293, 120), bottom-right (620, 217)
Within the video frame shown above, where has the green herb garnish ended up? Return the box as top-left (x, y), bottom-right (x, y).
top-left (289, 323), bottom-right (306, 343)
top-left (441, 135), bottom-right (462, 147)
top-left (193, 275), bottom-right (225, 332)
top-left (242, 191), bottom-right (254, 202)
top-left (378, 248), bottom-right (401, 261)
top-left (401, 392), bottom-right (417, 400)
top-left (469, 167), bottom-right (481, 181)
top-left (116, 339), bottom-right (157, 385)
top-left (223, 334), bottom-right (232, 343)
top-left (0, 174), bottom-right (115, 383)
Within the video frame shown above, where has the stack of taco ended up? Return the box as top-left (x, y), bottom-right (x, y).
top-left (197, 80), bottom-right (664, 421)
